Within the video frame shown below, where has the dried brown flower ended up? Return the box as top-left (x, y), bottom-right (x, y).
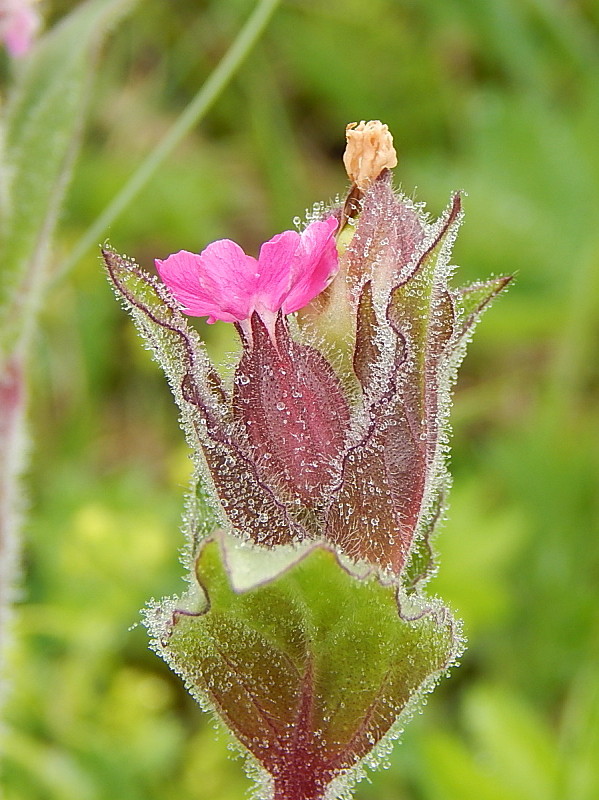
top-left (343, 120), bottom-right (398, 190)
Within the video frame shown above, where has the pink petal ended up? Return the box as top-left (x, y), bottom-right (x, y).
top-left (255, 230), bottom-right (302, 312)
top-left (155, 217), bottom-right (339, 327)
top-left (156, 240), bottom-right (258, 323)
top-left (255, 217), bottom-right (339, 317)
top-left (282, 217), bottom-right (339, 314)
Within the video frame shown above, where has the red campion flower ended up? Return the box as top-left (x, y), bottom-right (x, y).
top-left (104, 120), bottom-right (510, 800)
top-left (155, 217), bottom-right (339, 334)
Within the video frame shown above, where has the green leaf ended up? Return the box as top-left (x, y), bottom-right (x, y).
top-left (0, 0), bottom-right (137, 353)
top-left (152, 533), bottom-right (461, 800)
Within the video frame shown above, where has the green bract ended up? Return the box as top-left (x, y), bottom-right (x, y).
top-left (149, 533), bottom-right (460, 800)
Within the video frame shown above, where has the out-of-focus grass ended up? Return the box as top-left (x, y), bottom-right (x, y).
top-left (3, 0), bottom-right (599, 798)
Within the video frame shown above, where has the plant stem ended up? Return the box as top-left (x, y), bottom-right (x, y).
top-left (57, 0), bottom-right (281, 279)
top-left (0, 352), bottom-right (26, 714)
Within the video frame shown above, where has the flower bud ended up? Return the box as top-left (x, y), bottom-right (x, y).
top-left (343, 120), bottom-right (398, 191)
top-left (0, 0), bottom-right (41, 57)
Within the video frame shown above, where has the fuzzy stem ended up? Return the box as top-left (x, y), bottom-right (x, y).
top-left (0, 352), bottom-right (26, 714)
top-left (56, 0), bottom-right (281, 280)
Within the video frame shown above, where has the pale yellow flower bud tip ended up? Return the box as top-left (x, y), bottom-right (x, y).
top-left (343, 120), bottom-right (398, 191)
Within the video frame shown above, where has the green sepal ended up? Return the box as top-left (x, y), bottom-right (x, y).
top-left (453, 276), bottom-right (513, 341)
top-left (387, 193), bottom-right (462, 408)
top-left (403, 484), bottom-right (447, 591)
top-left (150, 533), bottom-right (461, 800)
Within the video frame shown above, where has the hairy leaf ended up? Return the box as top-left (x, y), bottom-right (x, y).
top-left (343, 172), bottom-right (425, 293)
top-left (453, 276), bottom-right (513, 341)
top-left (153, 534), bottom-right (460, 800)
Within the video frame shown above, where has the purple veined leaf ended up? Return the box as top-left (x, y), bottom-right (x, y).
top-left (387, 192), bottom-right (462, 419)
top-left (325, 187), bottom-right (509, 579)
top-left (232, 313), bottom-right (350, 511)
top-left (151, 533), bottom-right (461, 800)
top-left (103, 248), bottom-right (227, 424)
top-left (399, 277), bottom-right (512, 587)
top-left (103, 249), bottom-right (308, 548)
top-left (349, 189), bottom-right (461, 423)
top-left (326, 279), bottom-right (420, 575)
top-left (384, 201), bottom-right (510, 583)
top-left (385, 195), bottom-right (462, 539)
top-left (183, 377), bottom-right (308, 547)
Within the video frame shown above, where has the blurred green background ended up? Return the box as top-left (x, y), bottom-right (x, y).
top-left (3, 0), bottom-right (599, 798)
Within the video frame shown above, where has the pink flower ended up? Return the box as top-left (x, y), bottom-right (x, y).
top-left (0, 0), bottom-right (41, 58)
top-left (155, 217), bottom-right (339, 328)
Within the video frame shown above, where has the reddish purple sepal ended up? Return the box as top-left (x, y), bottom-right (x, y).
top-left (105, 175), bottom-right (509, 577)
top-left (233, 313), bottom-right (349, 508)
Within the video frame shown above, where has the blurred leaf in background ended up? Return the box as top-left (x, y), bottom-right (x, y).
top-left (3, 0), bottom-right (599, 798)
top-left (0, 0), bottom-right (138, 745)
